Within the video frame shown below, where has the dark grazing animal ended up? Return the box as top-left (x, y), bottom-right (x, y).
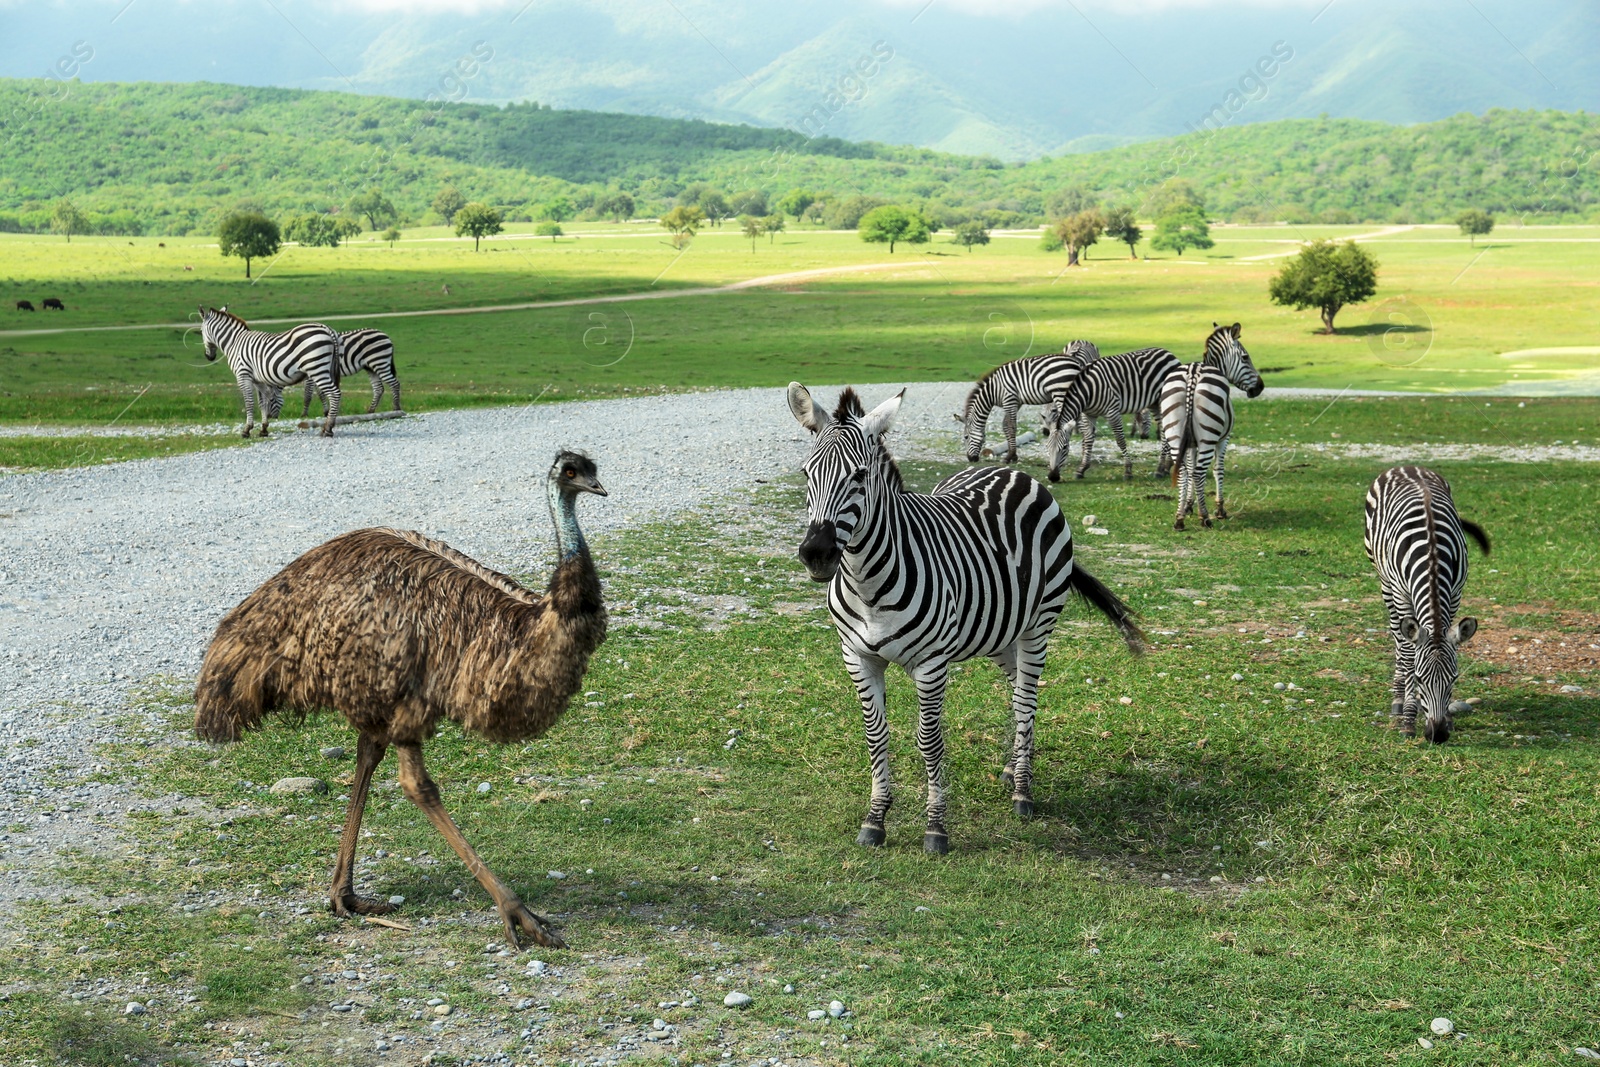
top-left (1364, 466), bottom-right (1489, 743)
top-left (14, 300), bottom-right (34, 312)
top-left (791, 383), bottom-right (1144, 853)
top-left (194, 450), bottom-right (609, 949)
top-left (42, 298), bottom-right (65, 311)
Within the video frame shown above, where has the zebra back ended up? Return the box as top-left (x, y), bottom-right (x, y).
top-left (1363, 466), bottom-right (1482, 642)
top-left (200, 307), bottom-right (339, 388)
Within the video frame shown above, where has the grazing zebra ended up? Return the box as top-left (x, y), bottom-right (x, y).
top-left (301, 329), bottom-right (402, 418)
top-left (1364, 466), bottom-right (1490, 743)
top-left (959, 341), bottom-right (1099, 463)
top-left (1043, 346), bottom-right (1181, 482)
top-left (1159, 323), bottom-right (1265, 529)
top-left (199, 306), bottom-right (342, 438)
top-left (789, 382), bottom-right (1145, 853)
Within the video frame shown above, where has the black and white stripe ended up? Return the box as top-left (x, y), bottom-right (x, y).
top-left (200, 306), bottom-right (342, 437)
top-left (1043, 346), bottom-right (1180, 481)
top-left (959, 341), bottom-right (1099, 463)
top-left (790, 383), bottom-right (1144, 853)
top-left (301, 329), bottom-right (402, 418)
top-left (1364, 466), bottom-right (1489, 743)
top-left (1158, 323), bottom-right (1264, 529)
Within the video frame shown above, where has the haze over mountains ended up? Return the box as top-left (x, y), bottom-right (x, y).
top-left (2, 0), bottom-right (1592, 160)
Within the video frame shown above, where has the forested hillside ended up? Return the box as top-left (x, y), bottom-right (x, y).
top-left (2, 79), bottom-right (1596, 236)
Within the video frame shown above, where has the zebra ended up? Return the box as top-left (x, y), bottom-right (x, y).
top-left (1364, 466), bottom-right (1490, 743)
top-left (789, 382), bottom-right (1145, 853)
top-left (1043, 346), bottom-right (1181, 482)
top-left (300, 329), bottom-right (402, 418)
top-left (1158, 322), bottom-right (1264, 529)
top-left (958, 341), bottom-right (1099, 463)
top-left (200, 306), bottom-right (342, 438)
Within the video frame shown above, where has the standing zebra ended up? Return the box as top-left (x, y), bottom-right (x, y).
top-left (301, 328), bottom-right (402, 418)
top-left (1043, 346), bottom-right (1181, 482)
top-left (1159, 323), bottom-right (1264, 530)
top-left (1364, 466), bottom-right (1489, 743)
top-left (790, 382), bottom-right (1144, 853)
top-left (200, 306), bottom-right (342, 438)
top-left (959, 341), bottom-right (1099, 463)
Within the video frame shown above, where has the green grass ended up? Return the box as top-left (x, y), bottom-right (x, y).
top-left (0, 432), bottom-right (247, 471)
top-left (4, 418), bottom-right (1597, 1064)
top-left (2, 224), bottom-right (1598, 432)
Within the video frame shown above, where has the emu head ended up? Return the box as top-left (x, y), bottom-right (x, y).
top-left (1400, 614), bottom-right (1479, 743)
top-left (548, 450), bottom-right (607, 497)
top-left (788, 382), bottom-right (903, 583)
top-left (1208, 322), bottom-right (1264, 398)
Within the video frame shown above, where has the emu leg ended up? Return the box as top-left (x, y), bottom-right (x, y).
top-left (395, 742), bottom-right (564, 950)
top-left (329, 732), bottom-right (395, 917)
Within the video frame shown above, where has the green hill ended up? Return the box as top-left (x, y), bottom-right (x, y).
top-left (1, 78), bottom-right (1596, 235)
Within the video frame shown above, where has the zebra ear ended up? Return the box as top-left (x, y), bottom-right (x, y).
top-left (1399, 617), bottom-right (1422, 643)
top-left (1451, 617), bottom-right (1479, 645)
top-left (1231, 322), bottom-right (1242, 338)
top-left (862, 389), bottom-right (904, 439)
top-left (787, 382), bottom-right (830, 434)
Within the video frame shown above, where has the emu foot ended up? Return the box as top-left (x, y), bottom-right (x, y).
top-left (1013, 799), bottom-right (1034, 819)
top-left (500, 899), bottom-right (566, 951)
top-left (857, 824), bottom-right (887, 848)
top-left (923, 829), bottom-right (950, 855)
top-left (330, 891), bottom-right (396, 918)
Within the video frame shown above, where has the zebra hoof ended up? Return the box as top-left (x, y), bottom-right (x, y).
top-left (1013, 799), bottom-right (1034, 819)
top-left (923, 831), bottom-right (950, 855)
top-left (1174, 519), bottom-right (1186, 531)
top-left (1201, 517), bottom-right (1213, 528)
top-left (1074, 471), bottom-right (1086, 480)
top-left (856, 825), bottom-right (886, 848)
top-left (1000, 767), bottom-right (1015, 789)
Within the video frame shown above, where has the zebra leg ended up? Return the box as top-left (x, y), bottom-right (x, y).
top-left (320, 377), bottom-right (342, 437)
top-left (302, 379), bottom-right (315, 421)
top-left (843, 648), bottom-right (893, 847)
top-left (1195, 449), bottom-right (1214, 528)
top-left (1075, 417), bottom-right (1097, 479)
top-left (368, 371), bottom-right (382, 415)
top-left (911, 660), bottom-right (952, 854)
top-left (237, 375), bottom-right (257, 438)
top-left (1001, 634), bottom-right (1048, 819)
top-left (1002, 400), bottom-right (1020, 463)
top-left (989, 647), bottom-right (1021, 788)
top-left (1213, 438), bottom-right (1230, 518)
top-left (389, 372), bottom-right (402, 412)
top-left (1137, 408), bottom-right (1152, 440)
top-left (1108, 412), bottom-right (1132, 481)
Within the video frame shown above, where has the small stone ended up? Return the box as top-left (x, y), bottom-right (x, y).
top-left (723, 991), bottom-right (752, 1008)
top-left (1573, 1048), bottom-right (1600, 1060)
top-left (434, 1003), bottom-right (453, 1016)
top-left (123, 1002), bottom-right (145, 1015)
top-left (515, 998), bottom-right (534, 1010)
top-left (1465, 697), bottom-right (1482, 706)
top-left (1448, 700), bottom-right (1471, 715)
top-left (1086, 527), bottom-right (1110, 536)
top-left (387, 895), bottom-right (405, 906)
top-left (1430, 1018), bottom-right (1453, 1036)
top-left (528, 960), bottom-right (548, 975)
top-left (914, 905), bottom-right (930, 912)
top-left (1256, 840), bottom-right (1272, 849)
top-left (547, 870), bottom-right (567, 880)
top-left (1561, 685), bottom-right (1583, 694)
top-left (653, 1018), bottom-right (668, 1031)
top-left (1273, 682), bottom-right (1286, 691)
top-left (1231, 673), bottom-right (1244, 681)
top-left (331, 1003), bottom-right (352, 1013)
top-left (1418, 1037), bottom-right (1434, 1049)
top-left (783, 984), bottom-right (794, 993)
top-left (828, 1000), bottom-right (847, 1018)
top-left (580, 799), bottom-right (592, 806)
top-left (426, 998), bottom-right (444, 1006)
top-left (1209, 876), bottom-right (1224, 884)
top-left (270, 777), bottom-right (327, 795)
top-left (1081, 514), bottom-right (1097, 526)
top-left (477, 782), bottom-right (492, 794)
top-left (808, 1009), bottom-right (827, 1021)
top-left (342, 970), bottom-right (358, 980)
top-left (320, 746), bottom-right (346, 760)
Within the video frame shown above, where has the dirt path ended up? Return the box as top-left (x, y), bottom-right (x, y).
top-left (0, 260), bottom-right (917, 339)
top-left (1235, 225), bottom-right (1415, 261)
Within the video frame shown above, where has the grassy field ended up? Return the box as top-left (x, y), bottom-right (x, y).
top-left (1, 223), bottom-right (1597, 438)
top-left (3, 402), bottom-right (1597, 1064)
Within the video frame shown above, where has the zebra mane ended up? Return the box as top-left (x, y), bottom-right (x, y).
top-left (834, 387), bottom-right (866, 421)
top-left (829, 387), bottom-right (903, 491)
top-left (211, 307), bottom-right (249, 328)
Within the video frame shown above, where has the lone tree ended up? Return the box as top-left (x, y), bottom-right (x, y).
top-left (51, 198), bottom-right (88, 243)
top-left (596, 192), bottom-right (634, 222)
top-left (541, 197), bottom-right (574, 224)
top-left (381, 227), bottom-right (402, 248)
top-left (1144, 178), bottom-right (1204, 221)
top-left (1054, 209), bottom-right (1104, 266)
top-left (739, 214), bottom-right (763, 252)
top-left (761, 213), bottom-right (785, 243)
top-left (953, 219), bottom-right (990, 252)
top-left (334, 216), bottom-right (364, 246)
top-left (217, 211), bottom-right (281, 278)
top-left (1102, 205), bottom-right (1142, 259)
top-left (1456, 209), bottom-right (1494, 247)
top-left (1150, 204), bottom-right (1214, 256)
top-left (660, 205), bottom-right (704, 249)
top-left (454, 202), bottom-right (503, 250)
top-left (349, 189), bottom-right (397, 231)
top-left (697, 189), bottom-right (731, 228)
top-left (432, 186), bottom-right (467, 224)
top-left (287, 213), bottom-right (339, 248)
top-left (858, 205), bottom-right (930, 253)
top-left (1268, 238), bottom-right (1379, 334)
top-left (731, 189), bottom-right (769, 217)
top-left (776, 188), bottom-right (815, 220)
top-left (535, 221), bottom-right (563, 242)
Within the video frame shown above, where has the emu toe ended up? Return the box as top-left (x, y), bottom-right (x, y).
top-left (1013, 799), bottom-right (1034, 819)
top-left (502, 900), bottom-right (566, 951)
top-left (331, 892), bottom-right (397, 918)
top-left (857, 824), bottom-right (887, 848)
top-left (923, 831), bottom-right (950, 855)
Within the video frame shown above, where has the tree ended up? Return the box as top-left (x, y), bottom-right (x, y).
top-left (776, 188), bottom-right (815, 219)
top-left (825, 195), bottom-right (888, 230)
top-left (761, 213), bottom-right (785, 243)
top-left (1268, 239), bottom-right (1380, 334)
top-left (1150, 204), bottom-right (1214, 256)
top-left (286, 213), bottom-right (339, 248)
top-left (696, 189), bottom-right (730, 227)
top-left (349, 189), bottom-right (396, 231)
top-left (217, 211), bottom-right (280, 278)
top-left (953, 219), bottom-right (990, 252)
top-left (541, 197), bottom-right (574, 223)
top-left (381, 227), bottom-right (402, 248)
top-left (333, 216), bottom-right (364, 246)
top-left (731, 189), bottom-right (769, 217)
top-left (739, 214), bottom-right (763, 251)
top-left (1456, 209), bottom-right (1494, 246)
top-left (858, 205), bottom-right (931, 253)
top-left (1047, 187), bottom-right (1096, 219)
top-left (535, 221), bottom-right (563, 242)
top-left (51, 198), bottom-right (88, 242)
top-left (1144, 178), bottom-right (1205, 220)
top-left (432, 186), bottom-right (467, 224)
top-left (1102, 205), bottom-right (1142, 259)
top-left (1053, 209), bottom-right (1104, 266)
top-left (596, 192), bottom-right (634, 222)
top-left (660, 204), bottom-right (704, 249)
top-left (454, 202), bottom-right (503, 250)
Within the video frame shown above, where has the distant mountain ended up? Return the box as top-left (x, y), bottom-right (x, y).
top-left (0, 0), bottom-right (1592, 160)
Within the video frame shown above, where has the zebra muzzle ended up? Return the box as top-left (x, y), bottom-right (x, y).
top-left (798, 521), bottom-right (841, 581)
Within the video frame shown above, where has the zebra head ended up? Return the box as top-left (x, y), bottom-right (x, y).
top-left (1043, 385), bottom-right (1086, 483)
top-left (1400, 614), bottom-right (1479, 743)
top-left (958, 381), bottom-right (990, 462)
top-left (788, 382), bottom-right (904, 583)
top-left (199, 306), bottom-right (244, 362)
top-left (1204, 322), bottom-right (1264, 398)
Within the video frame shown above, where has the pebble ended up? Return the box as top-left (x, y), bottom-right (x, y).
top-left (653, 1018), bottom-right (668, 1031)
top-left (1273, 682), bottom-right (1286, 691)
top-left (1448, 700), bottom-right (1471, 714)
top-left (1086, 527), bottom-right (1110, 536)
top-left (915, 905), bottom-right (930, 912)
top-left (387, 895), bottom-right (405, 905)
top-left (1081, 514), bottom-right (1097, 526)
top-left (269, 777), bottom-right (328, 795)
top-left (477, 782), bottom-right (492, 794)
top-left (808, 1009), bottom-right (827, 1021)
top-left (784, 984), bottom-right (794, 993)
top-left (1209, 876), bottom-right (1223, 883)
top-left (1431, 1018), bottom-right (1453, 1036)
top-left (434, 1003), bottom-right (453, 1016)
top-left (1560, 685), bottom-right (1583, 693)
top-left (319, 746), bottom-right (346, 760)
top-left (1573, 1048), bottom-right (1600, 1059)
top-left (1118, 696), bottom-right (1133, 705)
top-left (723, 991), bottom-right (752, 1008)
top-left (528, 960), bottom-right (548, 975)
top-left (547, 870), bottom-right (567, 880)
top-left (1418, 1037), bottom-right (1434, 1049)
top-left (828, 1000), bottom-right (847, 1018)
top-left (331, 1004), bottom-right (352, 1013)
top-left (123, 1001), bottom-right (145, 1015)
top-left (1231, 673), bottom-right (1244, 681)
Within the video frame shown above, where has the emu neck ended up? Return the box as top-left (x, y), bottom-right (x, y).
top-left (548, 479), bottom-right (587, 560)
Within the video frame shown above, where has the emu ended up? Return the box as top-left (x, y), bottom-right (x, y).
top-left (194, 451), bottom-right (609, 949)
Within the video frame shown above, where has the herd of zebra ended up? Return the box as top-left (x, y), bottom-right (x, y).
top-left (790, 324), bottom-right (1489, 850)
top-left (198, 306), bottom-right (402, 438)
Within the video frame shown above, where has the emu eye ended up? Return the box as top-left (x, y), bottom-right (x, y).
top-left (564, 469), bottom-right (575, 478)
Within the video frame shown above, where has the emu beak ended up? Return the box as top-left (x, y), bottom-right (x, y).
top-left (580, 479), bottom-right (608, 497)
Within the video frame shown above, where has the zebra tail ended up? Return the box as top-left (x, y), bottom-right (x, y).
top-left (1460, 519), bottom-right (1491, 555)
top-left (1171, 374), bottom-right (1198, 488)
top-left (1067, 562), bottom-right (1147, 656)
